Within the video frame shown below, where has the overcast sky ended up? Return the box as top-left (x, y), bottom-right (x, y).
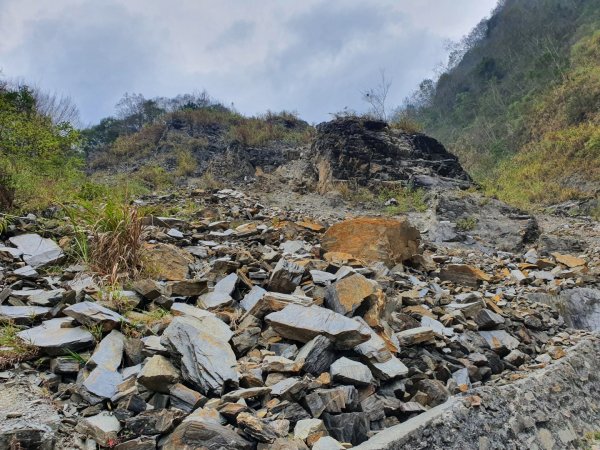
top-left (0, 0), bottom-right (497, 126)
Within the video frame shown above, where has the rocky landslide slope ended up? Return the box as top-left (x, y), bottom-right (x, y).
top-left (1, 185), bottom-right (599, 450)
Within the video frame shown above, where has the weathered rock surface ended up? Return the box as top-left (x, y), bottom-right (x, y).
top-left (356, 336), bottom-right (600, 449)
top-left (266, 304), bottom-right (371, 349)
top-left (8, 233), bottom-right (64, 268)
top-left (17, 317), bottom-right (95, 355)
top-left (322, 217), bottom-right (420, 267)
top-left (161, 316), bottom-right (239, 395)
top-left (311, 117), bottom-right (470, 193)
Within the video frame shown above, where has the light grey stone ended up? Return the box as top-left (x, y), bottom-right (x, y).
top-left (161, 316), bottom-right (238, 395)
top-left (8, 233), bottom-right (64, 268)
top-left (330, 357), bottom-right (374, 386)
top-left (265, 304), bottom-right (370, 349)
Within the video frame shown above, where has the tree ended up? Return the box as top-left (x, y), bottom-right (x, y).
top-left (33, 88), bottom-right (80, 126)
top-left (362, 69), bottom-right (392, 121)
top-left (0, 81), bottom-right (82, 209)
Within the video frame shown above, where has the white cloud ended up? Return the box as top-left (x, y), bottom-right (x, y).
top-left (0, 0), bottom-right (498, 124)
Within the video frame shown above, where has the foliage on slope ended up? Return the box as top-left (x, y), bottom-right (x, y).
top-left (84, 92), bottom-right (313, 189)
top-left (401, 0), bottom-right (600, 209)
top-left (0, 81), bottom-right (83, 210)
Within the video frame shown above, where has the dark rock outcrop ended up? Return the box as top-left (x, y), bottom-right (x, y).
top-left (310, 117), bottom-right (471, 192)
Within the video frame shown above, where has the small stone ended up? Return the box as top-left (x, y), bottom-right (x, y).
top-left (473, 309), bottom-right (505, 330)
top-left (295, 335), bottom-right (337, 376)
top-left (395, 327), bottom-right (436, 346)
top-left (132, 279), bottom-right (164, 300)
top-left (294, 419), bottom-right (328, 444)
top-left (268, 259), bottom-right (305, 294)
top-left (63, 301), bottom-right (125, 331)
top-left (169, 383), bottom-right (206, 413)
top-left (75, 412), bottom-right (121, 447)
top-left (114, 436), bottom-right (157, 450)
top-left (171, 303), bottom-right (215, 320)
top-left (439, 264), bottom-right (491, 287)
top-left (479, 330), bottom-right (520, 354)
top-left (197, 290), bottom-right (233, 309)
top-left (310, 270), bottom-right (337, 285)
top-left (169, 280), bottom-right (208, 297)
top-left (330, 357), bottom-right (374, 386)
top-left (138, 355), bottom-right (181, 393)
top-left (236, 412), bottom-right (278, 443)
top-left (322, 412), bottom-right (370, 445)
top-left (304, 386), bottom-right (358, 417)
top-left (312, 436), bottom-right (345, 450)
top-left (124, 409), bottom-right (178, 437)
top-left (504, 349), bottom-right (528, 366)
top-left (324, 273), bottom-right (375, 316)
top-left (552, 253), bottom-right (586, 268)
top-left (417, 379), bottom-right (450, 407)
top-left (222, 387), bottom-right (272, 402)
top-left (240, 286), bottom-right (267, 311)
top-left (162, 416), bottom-right (253, 450)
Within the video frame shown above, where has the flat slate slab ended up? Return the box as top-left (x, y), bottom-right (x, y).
top-left (8, 234), bottom-right (64, 268)
top-left (265, 304), bottom-right (371, 350)
top-left (17, 317), bottom-right (95, 355)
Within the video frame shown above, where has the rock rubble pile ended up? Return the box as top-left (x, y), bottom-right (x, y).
top-left (0, 188), bottom-right (599, 449)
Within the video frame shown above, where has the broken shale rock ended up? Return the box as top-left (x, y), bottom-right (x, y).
top-left (266, 304), bottom-right (371, 349)
top-left (17, 317), bottom-right (94, 355)
top-left (162, 417), bottom-right (253, 450)
top-left (138, 354), bottom-right (181, 393)
top-left (161, 316), bottom-right (239, 395)
top-left (324, 272), bottom-right (375, 316)
top-left (63, 301), bottom-right (126, 332)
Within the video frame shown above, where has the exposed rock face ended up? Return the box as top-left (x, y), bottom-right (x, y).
top-left (356, 336), bottom-right (600, 450)
top-left (311, 117), bottom-right (471, 192)
top-left (532, 288), bottom-right (600, 331)
top-left (322, 217), bottom-right (420, 267)
top-left (429, 190), bottom-right (540, 253)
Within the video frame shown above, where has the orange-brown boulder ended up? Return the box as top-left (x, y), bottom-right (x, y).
top-left (321, 217), bottom-right (420, 267)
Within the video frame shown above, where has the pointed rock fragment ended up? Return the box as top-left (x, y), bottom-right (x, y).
top-left (161, 316), bottom-right (238, 395)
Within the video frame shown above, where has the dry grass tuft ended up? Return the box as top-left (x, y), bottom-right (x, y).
top-left (90, 203), bottom-right (144, 283)
top-left (67, 201), bottom-right (145, 283)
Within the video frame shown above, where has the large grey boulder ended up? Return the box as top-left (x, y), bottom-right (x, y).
top-left (161, 316), bottom-right (238, 395)
top-left (266, 304), bottom-right (371, 349)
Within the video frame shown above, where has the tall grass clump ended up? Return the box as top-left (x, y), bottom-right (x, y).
top-left (66, 200), bottom-right (145, 283)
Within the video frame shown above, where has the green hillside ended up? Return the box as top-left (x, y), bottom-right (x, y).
top-left (401, 0), bottom-right (600, 210)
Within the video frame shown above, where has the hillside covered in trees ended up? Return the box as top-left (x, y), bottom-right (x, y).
top-left (400, 0), bottom-right (600, 209)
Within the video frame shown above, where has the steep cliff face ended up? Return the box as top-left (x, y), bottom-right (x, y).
top-left (310, 117), bottom-right (471, 193)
